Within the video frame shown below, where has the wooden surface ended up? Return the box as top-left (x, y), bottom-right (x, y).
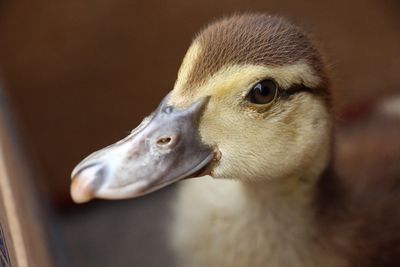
top-left (0, 85), bottom-right (53, 267)
top-left (0, 199), bottom-right (15, 267)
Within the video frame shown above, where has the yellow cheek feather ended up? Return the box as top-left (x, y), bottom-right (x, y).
top-left (169, 59), bottom-right (328, 182)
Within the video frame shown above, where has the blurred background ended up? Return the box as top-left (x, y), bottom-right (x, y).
top-left (0, 0), bottom-right (399, 266)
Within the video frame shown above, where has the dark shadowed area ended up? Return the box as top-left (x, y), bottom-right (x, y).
top-left (0, 0), bottom-right (399, 266)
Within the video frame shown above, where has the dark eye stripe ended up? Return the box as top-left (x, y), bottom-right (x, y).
top-left (278, 84), bottom-right (314, 99)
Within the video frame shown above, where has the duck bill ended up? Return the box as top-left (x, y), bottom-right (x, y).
top-left (70, 95), bottom-right (214, 203)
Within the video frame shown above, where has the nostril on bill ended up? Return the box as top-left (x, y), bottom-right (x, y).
top-left (157, 137), bottom-right (172, 146)
top-left (71, 162), bottom-right (106, 203)
top-left (156, 135), bottom-right (179, 148)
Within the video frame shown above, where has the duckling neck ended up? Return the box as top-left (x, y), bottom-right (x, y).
top-left (240, 175), bottom-right (318, 239)
top-left (235, 166), bottom-right (340, 266)
top-left (172, 166), bottom-right (343, 267)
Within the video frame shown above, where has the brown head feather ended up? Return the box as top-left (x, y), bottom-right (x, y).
top-left (182, 14), bottom-right (328, 92)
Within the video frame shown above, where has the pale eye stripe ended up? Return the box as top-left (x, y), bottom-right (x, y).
top-left (193, 63), bottom-right (320, 96)
top-left (174, 42), bottom-right (202, 93)
top-left (170, 61), bottom-right (321, 109)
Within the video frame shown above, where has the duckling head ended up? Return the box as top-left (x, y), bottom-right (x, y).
top-left (71, 14), bottom-right (332, 203)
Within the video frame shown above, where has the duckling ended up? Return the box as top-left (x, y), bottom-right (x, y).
top-left (71, 14), bottom-right (400, 267)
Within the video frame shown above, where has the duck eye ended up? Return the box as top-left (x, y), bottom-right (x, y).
top-left (247, 79), bottom-right (278, 104)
